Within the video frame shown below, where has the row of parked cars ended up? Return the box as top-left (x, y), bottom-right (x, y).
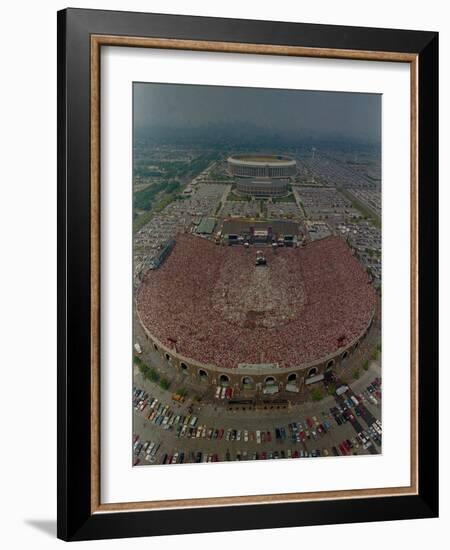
top-left (215, 386), bottom-right (234, 400)
top-left (363, 421), bottom-right (382, 447)
top-left (284, 416), bottom-right (335, 443)
top-left (133, 434), bottom-right (161, 465)
top-left (160, 443), bottom-right (373, 465)
top-left (136, 383), bottom-right (380, 452)
top-left (362, 377), bottom-right (382, 406)
top-left (134, 386), bottom-right (198, 431)
top-left (330, 403), bottom-right (359, 425)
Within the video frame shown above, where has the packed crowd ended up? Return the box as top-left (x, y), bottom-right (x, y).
top-left (137, 234), bottom-right (376, 370)
top-left (211, 249), bottom-right (307, 329)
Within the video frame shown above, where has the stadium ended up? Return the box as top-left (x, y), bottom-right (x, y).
top-left (136, 234), bottom-right (377, 395)
top-left (227, 154), bottom-right (297, 198)
top-left (227, 154), bottom-right (297, 178)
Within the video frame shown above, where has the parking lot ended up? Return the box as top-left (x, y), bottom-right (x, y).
top-left (133, 364), bottom-right (382, 466)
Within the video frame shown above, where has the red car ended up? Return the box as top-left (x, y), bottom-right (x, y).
top-left (225, 387), bottom-right (233, 399)
top-left (344, 410), bottom-right (355, 422)
top-left (339, 443), bottom-right (348, 455)
top-left (217, 428), bottom-right (224, 440)
top-left (300, 431), bottom-right (306, 442)
top-left (293, 450), bottom-right (299, 458)
top-left (261, 452), bottom-right (267, 460)
top-left (306, 417), bottom-right (313, 428)
top-left (266, 431), bottom-right (272, 442)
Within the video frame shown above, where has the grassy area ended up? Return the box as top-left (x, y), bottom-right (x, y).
top-left (297, 199), bottom-right (307, 217)
top-left (134, 356), bottom-right (160, 383)
top-left (208, 171), bottom-right (233, 182)
top-left (134, 180), bottom-right (181, 211)
top-left (133, 189), bottom-right (184, 233)
top-left (132, 153), bottom-right (219, 232)
top-left (134, 210), bottom-right (154, 232)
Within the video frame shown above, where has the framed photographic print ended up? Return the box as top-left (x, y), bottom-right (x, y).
top-left (57, 8), bottom-right (439, 541)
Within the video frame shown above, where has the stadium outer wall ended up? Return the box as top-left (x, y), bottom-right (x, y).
top-left (136, 306), bottom-right (375, 394)
top-left (227, 154), bottom-right (297, 179)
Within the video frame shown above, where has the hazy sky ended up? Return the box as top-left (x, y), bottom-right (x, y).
top-left (134, 82), bottom-right (381, 142)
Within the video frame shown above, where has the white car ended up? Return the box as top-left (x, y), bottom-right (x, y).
top-left (190, 416), bottom-right (198, 427)
top-left (150, 443), bottom-right (160, 456)
top-left (215, 386), bottom-right (221, 399)
top-left (244, 430), bottom-right (249, 442)
top-left (256, 430), bottom-right (261, 444)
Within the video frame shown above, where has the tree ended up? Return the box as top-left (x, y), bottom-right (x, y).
top-left (137, 363), bottom-right (147, 377)
top-left (147, 368), bottom-right (159, 383)
top-left (311, 388), bottom-right (323, 401)
top-left (352, 368), bottom-right (360, 380)
top-left (159, 378), bottom-right (170, 390)
top-left (327, 383), bottom-right (336, 396)
top-left (363, 360), bottom-right (369, 371)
